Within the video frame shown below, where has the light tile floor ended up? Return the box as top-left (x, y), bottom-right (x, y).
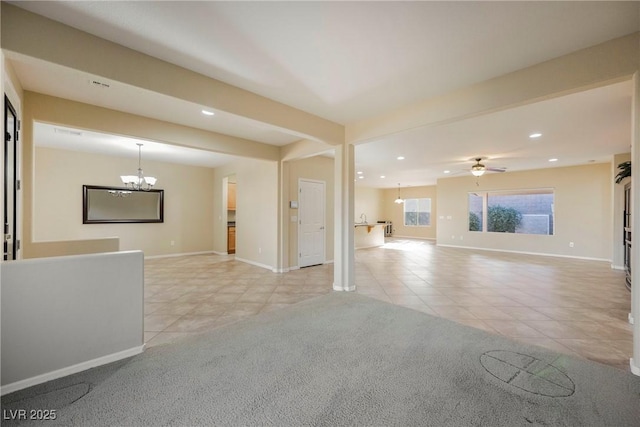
top-left (144, 239), bottom-right (633, 372)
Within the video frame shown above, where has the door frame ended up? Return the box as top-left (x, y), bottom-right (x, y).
top-left (297, 178), bottom-right (326, 268)
top-left (4, 94), bottom-right (19, 261)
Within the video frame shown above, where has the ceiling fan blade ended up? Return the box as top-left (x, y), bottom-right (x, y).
top-left (445, 169), bottom-right (468, 176)
top-left (486, 167), bottom-right (507, 173)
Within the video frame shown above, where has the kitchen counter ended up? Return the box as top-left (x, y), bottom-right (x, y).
top-left (354, 223), bottom-right (385, 249)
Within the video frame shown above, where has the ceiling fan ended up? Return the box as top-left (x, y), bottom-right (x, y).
top-left (470, 157), bottom-right (507, 177)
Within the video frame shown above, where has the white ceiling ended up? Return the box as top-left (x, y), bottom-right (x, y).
top-left (355, 80), bottom-right (632, 187)
top-left (34, 122), bottom-right (239, 169)
top-left (7, 1), bottom-right (639, 187)
top-left (10, 55), bottom-right (301, 147)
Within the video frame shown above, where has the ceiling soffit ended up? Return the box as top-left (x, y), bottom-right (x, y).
top-left (1, 3), bottom-right (345, 146)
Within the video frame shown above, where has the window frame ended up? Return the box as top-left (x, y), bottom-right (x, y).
top-left (468, 188), bottom-right (555, 235)
top-left (403, 197), bottom-right (432, 227)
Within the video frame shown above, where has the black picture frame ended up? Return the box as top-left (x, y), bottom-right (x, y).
top-left (83, 185), bottom-right (164, 224)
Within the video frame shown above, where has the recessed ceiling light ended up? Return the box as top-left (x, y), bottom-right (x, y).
top-left (357, 171), bottom-right (363, 175)
top-left (397, 156), bottom-right (405, 160)
top-left (358, 176), bottom-right (364, 179)
top-left (202, 110), bottom-right (215, 116)
top-left (443, 170), bottom-right (450, 174)
top-left (380, 175), bottom-right (385, 178)
top-left (529, 133), bottom-right (542, 139)
top-left (549, 158), bottom-right (558, 162)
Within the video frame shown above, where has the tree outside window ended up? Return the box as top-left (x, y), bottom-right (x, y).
top-left (468, 189), bottom-right (554, 235)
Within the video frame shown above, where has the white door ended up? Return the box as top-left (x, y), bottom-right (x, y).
top-left (299, 179), bottom-right (325, 267)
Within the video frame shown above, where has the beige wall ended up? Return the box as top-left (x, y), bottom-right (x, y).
top-left (437, 163), bottom-right (612, 260)
top-left (382, 185), bottom-right (438, 240)
top-left (32, 147), bottom-right (215, 257)
top-left (354, 187), bottom-right (384, 224)
top-left (287, 156), bottom-right (335, 267)
top-left (20, 92), bottom-right (283, 261)
top-left (28, 237), bottom-right (120, 259)
top-left (213, 158), bottom-right (279, 269)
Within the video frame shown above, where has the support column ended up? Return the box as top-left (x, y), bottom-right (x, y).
top-left (275, 160), bottom-right (290, 273)
top-left (333, 142), bottom-right (355, 291)
top-left (631, 71), bottom-right (640, 376)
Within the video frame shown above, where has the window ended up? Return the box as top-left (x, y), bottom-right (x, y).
top-left (468, 189), bottom-right (554, 235)
top-left (404, 198), bottom-right (431, 226)
top-left (468, 193), bottom-right (483, 232)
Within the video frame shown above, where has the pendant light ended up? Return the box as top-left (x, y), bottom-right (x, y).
top-left (394, 183), bottom-right (404, 204)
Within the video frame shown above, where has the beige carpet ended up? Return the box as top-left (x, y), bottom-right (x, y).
top-left (3, 292), bottom-right (640, 426)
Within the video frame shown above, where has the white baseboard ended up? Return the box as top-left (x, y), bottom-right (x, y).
top-left (629, 313), bottom-right (635, 325)
top-left (145, 251), bottom-right (216, 260)
top-left (436, 244), bottom-right (610, 263)
top-left (611, 264), bottom-right (626, 271)
top-left (333, 283), bottom-right (356, 292)
top-left (391, 236), bottom-right (436, 241)
top-left (240, 258), bottom-right (333, 273)
top-left (288, 260), bottom-right (331, 271)
top-left (631, 358), bottom-right (640, 376)
top-left (234, 256), bottom-right (275, 272)
top-left (1, 345), bottom-right (145, 396)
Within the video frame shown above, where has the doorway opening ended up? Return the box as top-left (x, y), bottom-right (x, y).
top-left (226, 175), bottom-right (237, 255)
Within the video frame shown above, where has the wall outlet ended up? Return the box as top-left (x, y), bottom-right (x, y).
top-left (451, 235), bottom-right (455, 239)
top-left (170, 240), bottom-right (175, 246)
top-left (258, 247), bottom-right (262, 254)
top-left (569, 242), bottom-right (574, 248)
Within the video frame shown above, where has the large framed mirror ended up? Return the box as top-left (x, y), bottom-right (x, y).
top-left (83, 185), bottom-right (164, 224)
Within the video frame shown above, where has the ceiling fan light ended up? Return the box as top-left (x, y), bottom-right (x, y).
top-left (471, 164), bottom-right (485, 177)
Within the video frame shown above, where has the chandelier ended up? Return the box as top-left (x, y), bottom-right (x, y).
top-left (394, 183), bottom-right (404, 204)
top-left (120, 143), bottom-right (157, 191)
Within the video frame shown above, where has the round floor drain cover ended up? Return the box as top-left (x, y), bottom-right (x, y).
top-left (480, 350), bottom-right (575, 397)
